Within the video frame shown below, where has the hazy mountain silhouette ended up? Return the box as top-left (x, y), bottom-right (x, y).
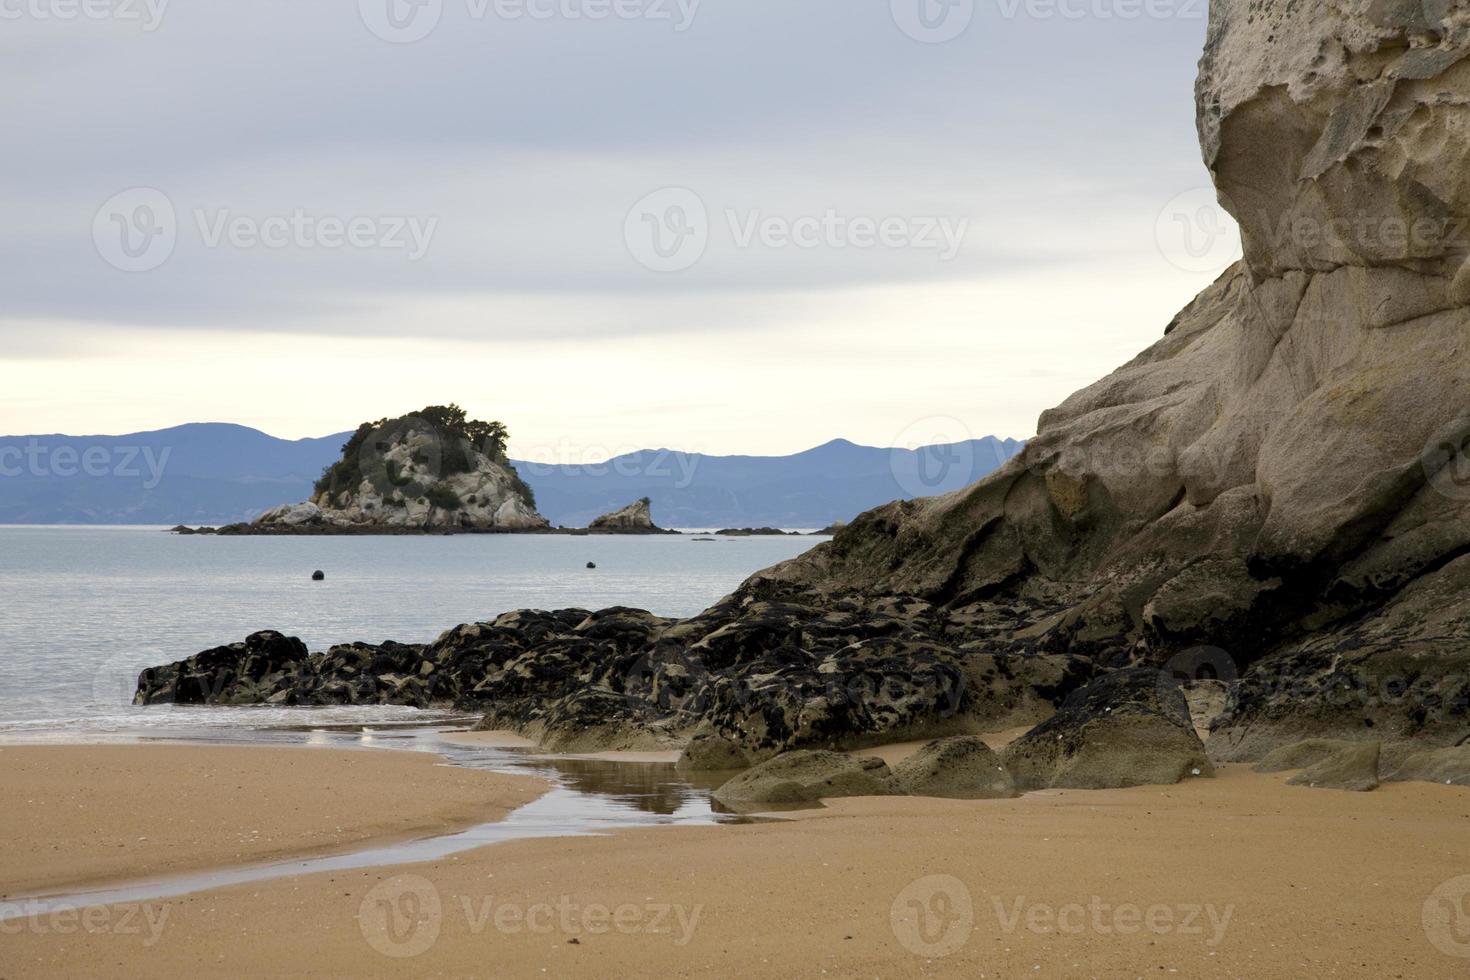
top-left (0, 426), bottom-right (1022, 528)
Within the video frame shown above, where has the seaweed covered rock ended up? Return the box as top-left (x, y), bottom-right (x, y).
top-left (1382, 745), bottom-right (1470, 787)
top-left (1254, 738), bottom-right (1382, 791)
top-left (891, 736), bottom-right (1016, 800)
top-left (134, 631), bottom-right (310, 706)
top-left (1001, 669), bottom-right (1213, 791)
top-left (711, 750), bottom-right (896, 808)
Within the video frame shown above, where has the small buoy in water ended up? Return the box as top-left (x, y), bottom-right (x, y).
top-left (311, 570), bottom-right (325, 581)
top-left (586, 562), bottom-right (597, 569)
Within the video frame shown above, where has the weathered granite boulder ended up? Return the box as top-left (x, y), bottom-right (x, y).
top-left (1001, 669), bottom-right (1213, 791)
top-left (588, 497), bottom-right (667, 533)
top-left (891, 736), bottom-right (1016, 799)
top-left (711, 750), bottom-right (896, 808)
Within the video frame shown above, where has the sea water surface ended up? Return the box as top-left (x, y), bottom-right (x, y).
top-left (0, 525), bottom-right (826, 739)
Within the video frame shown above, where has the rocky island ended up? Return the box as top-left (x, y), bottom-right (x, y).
top-left (180, 405), bottom-right (675, 536)
top-left (138, 3), bottom-right (1470, 797)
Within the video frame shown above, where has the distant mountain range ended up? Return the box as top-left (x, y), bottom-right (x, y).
top-left (0, 424), bottom-right (1023, 528)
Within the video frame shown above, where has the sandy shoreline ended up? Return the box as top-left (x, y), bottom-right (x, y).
top-left (5, 745), bottom-right (1470, 978)
top-left (0, 744), bottom-right (547, 899)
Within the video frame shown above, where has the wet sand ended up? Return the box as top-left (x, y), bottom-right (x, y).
top-left (436, 729), bottom-right (681, 763)
top-left (0, 744), bottom-right (547, 899)
top-left (7, 761), bottom-right (1469, 978)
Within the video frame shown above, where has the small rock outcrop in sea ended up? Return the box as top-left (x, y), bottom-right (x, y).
top-left (247, 405), bottom-right (548, 533)
top-left (587, 497), bottom-right (670, 534)
top-left (135, 5), bottom-right (1470, 789)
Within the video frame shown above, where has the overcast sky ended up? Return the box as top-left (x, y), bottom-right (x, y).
top-left (0, 0), bottom-right (1238, 461)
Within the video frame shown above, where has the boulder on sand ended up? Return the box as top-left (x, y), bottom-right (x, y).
top-left (676, 727), bottom-right (753, 772)
top-left (1001, 669), bottom-right (1213, 791)
top-left (1382, 745), bottom-right (1470, 787)
top-left (891, 736), bottom-right (1016, 799)
top-left (1255, 739), bottom-right (1381, 792)
top-left (712, 750), bottom-right (895, 808)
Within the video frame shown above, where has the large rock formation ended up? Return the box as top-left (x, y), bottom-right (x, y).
top-left (734, 1), bottom-right (1470, 761)
top-left (250, 405), bottom-right (547, 532)
top-left (136, 3), bottom-right (1470, 783)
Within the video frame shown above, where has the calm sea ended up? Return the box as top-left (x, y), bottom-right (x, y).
top-left (0, 526), bottom-right (824, 739)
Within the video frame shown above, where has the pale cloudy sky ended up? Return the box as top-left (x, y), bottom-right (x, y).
top-left (0, 0), bottom-right (1238, 461)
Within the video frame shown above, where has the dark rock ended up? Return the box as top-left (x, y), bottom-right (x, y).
top-left (1001, 668), bottom-right (1213, 791)
top-left (311, 570), bottom-right (325, 581)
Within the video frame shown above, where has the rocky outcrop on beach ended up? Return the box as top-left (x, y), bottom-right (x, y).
top-left (1001, 670), bottom-right (1213, 791)
top-left (711, 750), bottom-right (896, 808)
top-left (890, 736), bottom-right (1016, 799)
top-left (723, 1), bottom-right (1470, 762)
top-left (587, 497), bottom-right (670, 534)
top-left (247, 405), bottom-right (548, 533)
top-left (136, 3), bottom-right (1470, 788)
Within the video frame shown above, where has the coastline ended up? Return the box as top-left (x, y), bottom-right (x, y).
top-left (6, 762), bottom-right (1467, 977)
top-left (0, 743), bottom-right (548, 900)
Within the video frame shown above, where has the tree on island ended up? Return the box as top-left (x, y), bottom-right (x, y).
top-left (313, 404), bottom-right (535, 507)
